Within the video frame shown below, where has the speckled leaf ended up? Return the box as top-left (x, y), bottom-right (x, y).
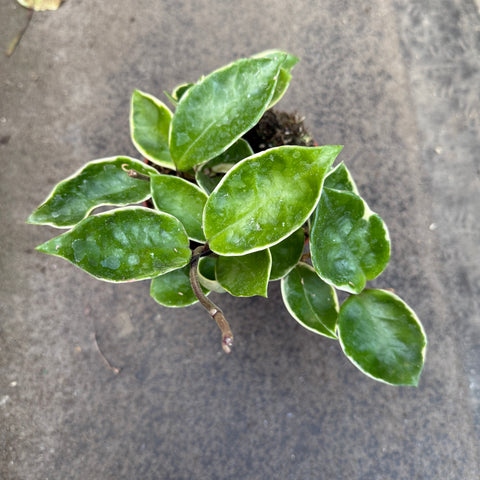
top-left (150, 265), bottom-right (208, 307)
top-left (197, 256), bottom-right (226, 293)
top-left (130, 90), bottom-right (174, 168)
top-left (216, 250), bottom-right (271, 297)
top-left (324, 162), bottom-right (359, 193)
top-left (195, 138), bottom-right (253, 194)
top-left (27, 157), bottom-right (158, 228)
top-left (253, 49), bottom-right (299, 107)
top-left (310, 187), bottom-right (390, 294)
top-left (269, 227), bottom-right (305, 281)
top-left (170, 53), bottom-right (287, 170)
top-left (150, 174), bottom-right (207, 242)
top-left (338, 289), bottom-right (427, 386)
top-left (204, 145), bottom-right (342, 255)
top-left (281, 263), bottom-right (338, 338)
top-left (35, 207), bottom-right (191, 282)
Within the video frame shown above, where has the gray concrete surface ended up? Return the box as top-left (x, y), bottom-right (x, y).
top-left (1, 0), bottom-right (479, 478)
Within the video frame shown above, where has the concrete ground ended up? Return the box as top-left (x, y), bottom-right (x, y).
top-left (1, 0), bottom-right (479, 478)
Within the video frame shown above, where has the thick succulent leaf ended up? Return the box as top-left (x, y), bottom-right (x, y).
top-left (150, 265), bottom-right (208, 307)
top-left (197, 256), bottom-right (226, 293)
top-left (310, 187), bottom-right (390, 294)
top-left (130, 90), bottom-right (174, 168)
top-left (253, 49), bottom-right (299, 108)
top-left (27, 157), bottom-right (158, 228)
top-left (150, 174), bottom-right (208, 242)
top-left (324, 162), bottom-right (359, 193)
top-left (195, 138), bottom-right (253, 194)
top-left (216, 250), bottom-right (271, 297)
top-left (338, 289), bottom-right (427, 386)
top-left (36, 207), bottom-right (191, 282)
top-left (204, 145), bottom-right (342, 255)
top-left (170, 53), bottom-right (287, 170)
top-left (281, 263), bottom-right (338, 338)
top-left (269, 227), bottom-right (305, 281)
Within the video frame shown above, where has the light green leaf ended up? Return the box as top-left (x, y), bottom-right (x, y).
top-left (281, 263), bottom-right (338, 338)
top-left (27, 157), bottom-right (157, 228)
top-left (130, 90), bottom-right (174, 169)
top-left (253, 49), bottom-right (299, 108)
top-left (197, 256), bottom-right (226, 293)
top-left (150, 174), bottom-right (207, 242)
top-left (150, 265), bottom-right (208, 307)
top-left (324, 162), bottom-right (359, 193)
top-left (269, 227), bottom-right (305, 280)
top-left (310, 187), bottom-right (390, 294)
top-left (36, 207), bottom-right (191, 282)
top-left (338, 289), bottom-right (427, 386)
top-left (170, 53), bottom-right (288, 170)
top-left (204, 145), bottom-right (342, 255)
top-left (216, 250), bottom-right (271, 297)
top-left (195, 138), bottom-right (253, 194)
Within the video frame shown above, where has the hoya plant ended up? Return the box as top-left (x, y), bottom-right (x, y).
top-left (28, 50), bottom-right (427, 386)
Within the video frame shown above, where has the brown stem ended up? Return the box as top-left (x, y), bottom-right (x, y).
top-left (121, 164), bottom-right (150, 182)
top-left (189, 250), bottom-right (233, 354)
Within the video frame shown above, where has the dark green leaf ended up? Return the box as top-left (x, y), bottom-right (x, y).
top-left (150, 174), bottom-right (207, 242)
top-left (269, 227), bottom-right (305, 280)
top-left (150, 265), bottom-right (208, 307)
top-left (27, 157), bottom-right (157, 228)
top-left (216, 250), bottom-right (271, 297)
top-left (170, 53), bottom-right (288, 170)
top-left (324, 162), bottom-right (358, 193)
top-left (338, 289), bottom-right (427, 386)
top-left (310, 187), bottom-right (390, 294)
top-left (36, 207), bottom-right (191, 282)
top-left (197, 256), bottom-right (226, 293)
top-left (281, 263), bottom-right (338, 338)
top-left (204, 145), bottom-right (342, 255)
top-left (195, 138), bottom-right (253, 194)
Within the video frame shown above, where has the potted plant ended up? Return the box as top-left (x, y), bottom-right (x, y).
top-left (28, 50), bottom-right (427, 386)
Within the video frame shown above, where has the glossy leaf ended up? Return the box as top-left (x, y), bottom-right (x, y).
top-left (36, 207), bottom-right (191, 282)
top-left (150, 174), bottom-right (207, 242)
top-left (195, 138), bottom-right (253, 194)
top-left (197, 256), bottom-right (226, 293)
top-left (338, 289), bottom-right (427, 386)
top-left (27, 157), bottom-right (157, 228)
top-left (204, 145), bottom-right (342, 255)
top-left (310, 187), bottom-right (390, 294)
top-left (216, 250), bottom-right (271, 297)
top-left (130, 90), bottom-right (174, 168)
top-left (150, 265), bottom-right (208, 307)
top-left (269, 227), bottom-right (305, 281)
top-left (253, 49), bottom-right (299, 108)
top-left (324, 162), bottom-right (359, 193)
top-left (281, 263), bottom-right (338, 338)
top-left (170, 53), bottom-right (287, 170)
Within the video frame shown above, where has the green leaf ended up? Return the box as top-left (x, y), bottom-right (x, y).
top-left (281, 263), bottom-right (338, 338)
top-left (338, 289), bottom-right (427, 386)
top-left (150, 174), bottom-right (207, 242)
top-left (195, 138), bottom-right (253, 194)
top-left (310, 187), bottom-right (391, 294)
top-left (252, 49), bottom-right (299, 108)
top-left (216, 250), bottom-right (271, 297)
top-left (204, 145), bottom-right (342, 255)
top-left (197, 256), bottom-right (226, 293)
top-left (324, 162), bottom-right (358, 193)
top-left (27, 157), bottom-right (158, 228)
top-left (130, 90), bottom-right (174, 169)
top-left (150, 265), bottom-right (208, 307)
top-left (170, 53), bottom-right (288, 170)
top-left (36, 207), bottom-right (191, 282)
top-left (269, 227), bottom-right (305, 280)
